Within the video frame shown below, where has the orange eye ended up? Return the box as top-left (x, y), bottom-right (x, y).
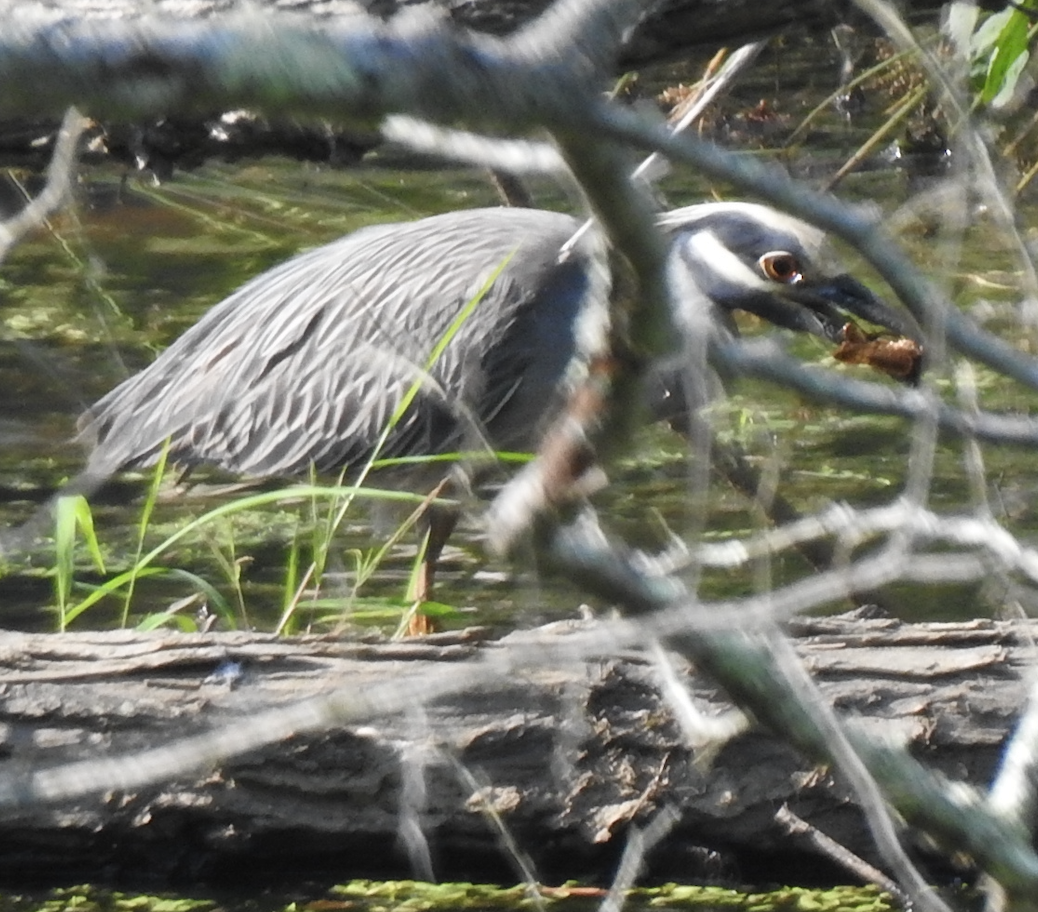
top-left (758, 251), bottom-right (803, 284)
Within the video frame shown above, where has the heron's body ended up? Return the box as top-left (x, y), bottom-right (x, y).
top-left (84, 208), bottom-right (593, 479)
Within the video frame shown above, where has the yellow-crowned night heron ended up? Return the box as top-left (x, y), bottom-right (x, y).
top-left (80, 203), bottom-right (915, 606)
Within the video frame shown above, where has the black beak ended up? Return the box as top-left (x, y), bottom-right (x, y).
top-left (785, 274), bottom-right (921, 345)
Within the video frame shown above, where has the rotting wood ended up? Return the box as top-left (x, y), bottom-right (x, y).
top-left (0, 612), bottom-right (1026, 887)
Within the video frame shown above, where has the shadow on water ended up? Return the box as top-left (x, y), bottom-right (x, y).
top-left (1, 40), bottom-right (1037, 636)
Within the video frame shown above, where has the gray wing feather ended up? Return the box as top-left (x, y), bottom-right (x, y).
top-left (84, 207), bottom-right (590, 480)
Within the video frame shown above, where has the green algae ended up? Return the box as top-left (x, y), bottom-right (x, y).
top-left (324, 881), bottom-right (898, 912)
top-left (0, 887), bottom-right (217, 912)
top-left (0, 882), bottom-right (902, 912)
top-left (642, 883), bottom-right (895, 911)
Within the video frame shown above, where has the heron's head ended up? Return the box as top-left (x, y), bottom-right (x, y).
top-left (658, 202), bottom-right (918, 347)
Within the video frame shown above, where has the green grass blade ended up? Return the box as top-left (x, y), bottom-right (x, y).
top-left (73, 495), bottom-right (106, 574)
top-left (274, 526), bottom-right (305, 635)
top-left (121, 441), bottom-right (171, 627)
top-left (368, 449), bottom-right (534, 470)
top-left (53, 495), bottom-right (78, 631)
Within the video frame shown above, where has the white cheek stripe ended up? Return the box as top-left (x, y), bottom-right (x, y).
top-left (684, 229), bottom-right (771, 291)
top-left (660, 202), bottom-right (825, 259)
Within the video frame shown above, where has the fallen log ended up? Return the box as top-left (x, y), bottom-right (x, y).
top-left (0, 612), bottom-right (1023, 888)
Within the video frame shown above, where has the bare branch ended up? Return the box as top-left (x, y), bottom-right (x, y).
top-left (714, 338), bottom-right (1038, 448)
top-left (382, 116), bottom-right (568, 174)
top-left (0, 107), bottom-right (87, 262)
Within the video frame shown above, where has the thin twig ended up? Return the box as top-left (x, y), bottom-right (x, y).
top-left (775, 804), bottom-right (912, 908)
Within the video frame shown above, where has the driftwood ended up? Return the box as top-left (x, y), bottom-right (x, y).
top-left (0, 612), bottom-right (1025, 888)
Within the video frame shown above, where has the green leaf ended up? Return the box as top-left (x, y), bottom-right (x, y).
top-left (990, 47), bottom-right (1029, 108)
top-left (970, 7), bottom-right (1015, 58)
top-left (979, 7), bottom-right (1031, 105)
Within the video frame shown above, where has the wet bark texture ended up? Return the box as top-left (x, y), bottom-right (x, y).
top-left (0, 613), bottom-right (1021, 887)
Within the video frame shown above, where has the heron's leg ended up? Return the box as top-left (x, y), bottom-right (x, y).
top-left (406, 502), bottom-right (460, 636)
top-left (417, 502), bottom-right (460, 602)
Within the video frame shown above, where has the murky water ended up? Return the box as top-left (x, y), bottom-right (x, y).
top-left (1, 45), bottom-right (1037, 635)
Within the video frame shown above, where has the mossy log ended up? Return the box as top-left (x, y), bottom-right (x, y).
top-left (0, 613), bottom-right (1023, 888)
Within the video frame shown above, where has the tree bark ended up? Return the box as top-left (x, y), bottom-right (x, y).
top-left (0, 612), bottom-right (1021, 888)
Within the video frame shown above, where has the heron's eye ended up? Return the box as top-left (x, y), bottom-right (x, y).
top-left (758, 251), bottom-right (803, 284)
